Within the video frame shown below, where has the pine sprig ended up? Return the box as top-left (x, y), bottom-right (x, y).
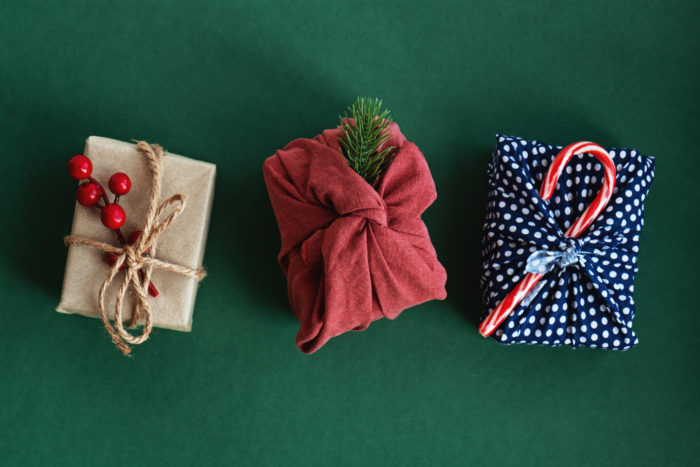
top-left (338, 97), bottom-right (396, 185)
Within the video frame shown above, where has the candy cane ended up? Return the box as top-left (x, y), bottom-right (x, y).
top-left (479, 141), bottom-right (616, 337)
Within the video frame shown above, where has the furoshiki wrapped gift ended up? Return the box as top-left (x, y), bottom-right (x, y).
top-left (479, 135), bottom-right (654, 350)
top-left (263, 105), bottom-right (447, 353)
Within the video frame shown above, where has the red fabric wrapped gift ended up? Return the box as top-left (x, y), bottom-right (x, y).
top-left (263, 122), bottom-right (447, 353)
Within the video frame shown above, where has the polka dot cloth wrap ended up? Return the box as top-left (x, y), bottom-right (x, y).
top-left (480, 135), bottom-right (655, 350)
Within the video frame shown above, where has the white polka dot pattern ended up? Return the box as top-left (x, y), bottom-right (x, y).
top-left (479, 135), bottom-right (655, 350)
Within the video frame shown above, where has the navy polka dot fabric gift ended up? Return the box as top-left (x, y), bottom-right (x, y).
top-left (479, 135), bottom-right (655, 350)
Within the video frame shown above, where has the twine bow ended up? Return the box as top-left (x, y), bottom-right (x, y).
top-left (65, 142), bottom-right (206, 355)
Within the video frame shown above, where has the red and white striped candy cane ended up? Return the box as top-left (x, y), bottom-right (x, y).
top-left (479, 141), bottom-right (616, 338)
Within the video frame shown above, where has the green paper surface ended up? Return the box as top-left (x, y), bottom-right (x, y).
top-left (0, 1), bottom-right (698, 465)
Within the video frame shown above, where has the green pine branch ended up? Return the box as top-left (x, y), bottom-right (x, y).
top-left (337, 97), bottom-right (396, 185)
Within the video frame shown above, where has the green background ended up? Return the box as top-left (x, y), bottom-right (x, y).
top-left (1, 1), bottom-right (698, 465)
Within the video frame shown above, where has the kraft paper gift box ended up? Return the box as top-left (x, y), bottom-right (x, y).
top-left (57, 137), bottom-right (216, 333)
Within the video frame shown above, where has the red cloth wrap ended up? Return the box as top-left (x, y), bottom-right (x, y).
top-left (263, 122), bottom-right (447, 353)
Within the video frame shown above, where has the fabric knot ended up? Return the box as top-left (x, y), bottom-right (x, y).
top-left (558, 240), bottom-right (582, 267)
top-left (520, 239), bottom-right (583, 308)
top-left (525, 239), bottom-right (583, 275)
top-left (350, 203), bottom-right (388, 226)
top-left (64, 142), bottom-right (207, 355)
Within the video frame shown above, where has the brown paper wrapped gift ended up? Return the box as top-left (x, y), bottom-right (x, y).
top-left (57, 137), bottom-right (216, 349)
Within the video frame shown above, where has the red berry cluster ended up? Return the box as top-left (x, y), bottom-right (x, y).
top-left (68, 154), bottom-right (131, 229)
top-left (67, 154), bottom-right (158, 297)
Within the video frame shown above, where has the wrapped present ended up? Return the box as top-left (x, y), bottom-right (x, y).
top-left (479, 135), bottom-right (655, 350)
top-left (57, 137), bottom-right (216, 354)
top-left (263, 106), bottom-right (447, 354)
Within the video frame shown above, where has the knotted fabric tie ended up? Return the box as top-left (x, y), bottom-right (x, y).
top-left (524, 239), bottom-right (584, 275)
top-left (520, 239), bottom-right (584, 307)
top-left (64, 142), bottom-right (206, 355)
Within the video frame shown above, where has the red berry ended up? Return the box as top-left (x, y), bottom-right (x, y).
top-left (67, 155), bottom-right (92, 179)
top-left (128, 229), bottom-right (143, 245)
top-left (104, 252), bottom-right (126, 271)
top-left (75, 182), bottom-right (102, 207)
top-left (108, 172), bottom-right (131, 196)
top-left (100, 204), bottom-right (126, 230)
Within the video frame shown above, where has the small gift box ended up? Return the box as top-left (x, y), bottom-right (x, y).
top-left (57, 137), bottom-right (216, 354)
top-left (479, 135), bottom-right (654, 350)
top-left (263, 108), bottom-right (447, 353)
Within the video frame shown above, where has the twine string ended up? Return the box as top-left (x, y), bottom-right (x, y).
top-left (64, 142), bottom-right (206, 355)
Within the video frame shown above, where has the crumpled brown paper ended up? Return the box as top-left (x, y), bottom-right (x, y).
top-left (57, 136), bottom-right (216, 331)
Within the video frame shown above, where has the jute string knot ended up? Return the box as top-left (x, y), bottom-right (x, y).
top-left (123, 245), bottom-right (140, 269)
top-left (65, 142), bottom-right (206, 355)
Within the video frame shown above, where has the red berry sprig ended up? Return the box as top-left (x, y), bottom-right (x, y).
top-left (67, 154), bottom-right (129, 229)
top-left (67, 154), bottom-right (158, 297)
